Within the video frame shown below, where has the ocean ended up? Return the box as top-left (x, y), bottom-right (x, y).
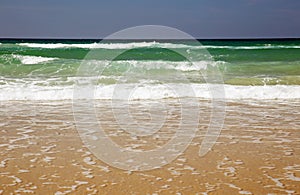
top-left (1, 39), bottom-right (300, 194)
top-left (0, 39), bottom-right (300, 100)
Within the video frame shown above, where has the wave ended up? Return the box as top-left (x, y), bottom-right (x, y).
top-left (203, 45), bottom-right (300, 49)
top-left (12, 55), bottom-right (57, 65)
top-left (18, 42), bottom-right (300, 50)
top-left (87, 60), bottom-right (223, 71)
top-left (1, 83), bottom-right (299, 100)
top-left (18, 42), bottom-right (166, 49)
top-left (0, 54), bottom-right (224, 71)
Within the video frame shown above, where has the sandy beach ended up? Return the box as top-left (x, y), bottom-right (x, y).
top-left (1, 0), bottom-right (300, 193)
top-left (0, 99), bottom-right (299, 194)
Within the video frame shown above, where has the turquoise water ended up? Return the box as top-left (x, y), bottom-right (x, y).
top-left (0, 39), bottom-right (300, 100)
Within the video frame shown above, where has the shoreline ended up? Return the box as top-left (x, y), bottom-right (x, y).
top-left (0, 99), bottom-right (299, 194)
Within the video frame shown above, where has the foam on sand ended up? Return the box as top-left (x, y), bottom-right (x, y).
top-left (0, 82), bottom-right (300, 100)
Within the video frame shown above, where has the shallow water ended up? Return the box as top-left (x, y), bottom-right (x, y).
top-left (0, 99), bottom-right (299, 194)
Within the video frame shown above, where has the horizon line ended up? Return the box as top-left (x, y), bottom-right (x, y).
top-left (0, 37), bottom-right (300, 41)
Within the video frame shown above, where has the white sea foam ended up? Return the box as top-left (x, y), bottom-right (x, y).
top-left (18, 42), bottom-right (300, 50)
top-left (12, 55), bottom-right (57, 65)
top-left (0, 53), bottom-right (221, 70)
top-left (106, 60), bottom-right (223, 71)
top-left (204, 45), bottom-right (300, 49)
top-left (0, 83), bottom-right (300, 101)
top-left (19, 42), bottom-right (165, 49)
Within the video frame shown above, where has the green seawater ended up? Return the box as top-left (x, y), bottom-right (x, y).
top-left (0, 39), bottom-right (300, 86)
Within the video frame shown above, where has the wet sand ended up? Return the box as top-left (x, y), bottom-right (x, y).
top-left (0, 100), bottom-right (299, 194)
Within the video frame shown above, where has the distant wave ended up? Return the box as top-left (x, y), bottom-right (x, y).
top-left (203, 45), bottom-right (300, 49)
top-left (19, 42), bottom-right (168, 49)
top-left (18, 42), bottom-right (300, 50)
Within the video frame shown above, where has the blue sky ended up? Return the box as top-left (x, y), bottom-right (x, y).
top-left (0, 0), bottom-right (299, 38)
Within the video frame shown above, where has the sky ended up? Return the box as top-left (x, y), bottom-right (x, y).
top-left (0, 0), bottom-right (299, 39)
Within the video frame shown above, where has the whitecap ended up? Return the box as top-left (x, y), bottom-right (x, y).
top-left (18, 42), bottom-right (300, 50)
top-left (12, 54), bottom-right (57, 65)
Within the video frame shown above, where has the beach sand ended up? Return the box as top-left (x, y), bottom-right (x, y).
top-left (0, 100), bottom-right (299, 194)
